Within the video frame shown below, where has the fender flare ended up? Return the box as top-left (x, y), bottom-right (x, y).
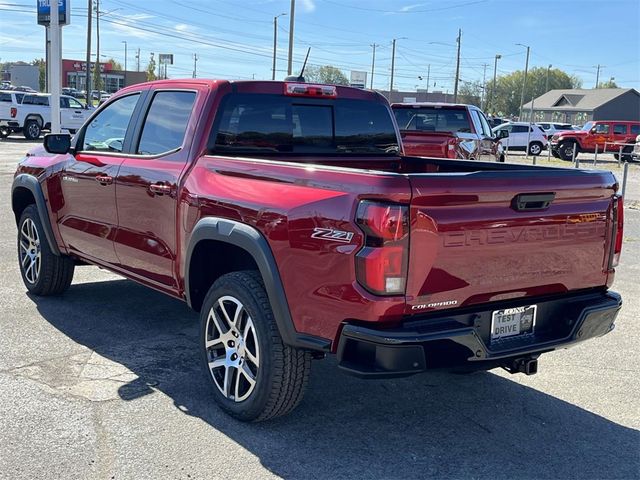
top-left (185, 217), bottom-right (331, 352)
top-left (11, 174), bottom-right (61, 256)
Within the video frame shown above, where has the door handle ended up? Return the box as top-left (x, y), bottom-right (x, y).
top-left (149, 183), bottom-right (173, 196)
top-left (511, 192), bottom-right (555, 211)
top-left (95, 174), bottom-right (113, 185)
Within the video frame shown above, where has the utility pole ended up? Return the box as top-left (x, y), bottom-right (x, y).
top-left (85, 0), bottom-right (92, 105)
top-left (122, 40), bottom-right (127, 88)
top-left (545, 64), bottom-right (552, 92)
top-left (272, 13), bottom-right (286, 80)
top-left (136, 48), bottom-right (140, 71)
top-left (517, 43), bottom-right (530, 120)
top-left (453, 28), bottom-right (461, 103)
top-left (370, 43), bottom-right (379, 89)
top-left (481, 63), bottom-right (488, 110)
top-left (426, 64), bottom-right (430, 95)
top-left (389, 38), bottom-right (396, 100)
top-left (490, 54), bottom-right (501, 113)
top-left (287, 0), bottom-right (295, 76)
top-left (192, 53), bottom-right (198, 78)
top-left (594, 64), bottom-right (603, 88)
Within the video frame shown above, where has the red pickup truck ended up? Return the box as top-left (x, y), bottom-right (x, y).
top-left (12, 80), bottom-right (623, 422)
top-left (550, 120), bottom-right (640, 161)
top-left (391, 102), bottom-right (507, 162)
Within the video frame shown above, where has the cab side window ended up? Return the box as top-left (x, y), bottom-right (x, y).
top-left (136, 91), bottom-right (196, 155)
top-left (81, 93), bottom-right (140, 153)
top-left (613, 124), bottom-right (627, 135)
top-left (631, 125), bottom-right (640, 135)
top-left (594, 124), bottom-right (610, 134)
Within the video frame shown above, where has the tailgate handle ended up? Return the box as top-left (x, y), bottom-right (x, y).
top-left (512, 192), bottom-right (555, 211)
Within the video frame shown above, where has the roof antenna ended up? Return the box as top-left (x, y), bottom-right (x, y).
top-left (284, 47), bottom-right (311, 82)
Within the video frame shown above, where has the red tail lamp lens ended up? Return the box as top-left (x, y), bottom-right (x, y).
top-left (611, 195), bottom-right (624, 268)
top-left (356, 201), bottom-right (408, 244)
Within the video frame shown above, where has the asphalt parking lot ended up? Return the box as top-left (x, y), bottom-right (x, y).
top-left (1, 138), bottom-right (638, 480)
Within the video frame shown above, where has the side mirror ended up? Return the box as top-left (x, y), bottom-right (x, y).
top-left (43, 133), bottom-right (72, 155)
top-left (495, 129), bottom-right (509, 139)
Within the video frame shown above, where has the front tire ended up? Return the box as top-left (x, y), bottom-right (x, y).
top-left (200, 271), bottom-right (311, 422)
top-left (17, 205), bottom-right (74, 295)
top-left (558, 141), bottom-right (578, 161)
top-left (528, 141), bottom-right (543, 156)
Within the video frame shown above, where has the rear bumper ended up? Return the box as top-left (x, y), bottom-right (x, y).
top-left (337, 290), bottom-right (621, 378)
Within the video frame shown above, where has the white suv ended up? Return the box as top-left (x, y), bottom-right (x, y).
top-left (492, 122), bottom-right (548, 156)
top-left (537, 122), bottom-right (574, 139)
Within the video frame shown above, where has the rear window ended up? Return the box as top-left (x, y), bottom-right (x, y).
top-left (393, 107), bottom-right (471, 134)
top-left (22, 95), bottom-right (48, 106)
top-left (613, 124), bottom-right (627, 135)
top-left (212, 94), bottom-right (399, 155)
top-left (631, 125), bottom-right (640, 135)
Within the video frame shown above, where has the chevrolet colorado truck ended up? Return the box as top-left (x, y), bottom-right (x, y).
top-left (391, 102), bottom-right (507, 162)
top-left (12, 79), bottom-right (624, 422)
top-left (550, 120), bottom-right (640, 161)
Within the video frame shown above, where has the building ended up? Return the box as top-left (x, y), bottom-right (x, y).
top-left (0, 62), bottom-right (39, 91)
top-left (62, 59), bottom-right (147, 93)
top-left (521, 88), bottom-right (640, 125)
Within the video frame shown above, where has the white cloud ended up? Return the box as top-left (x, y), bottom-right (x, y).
top-left (300, 0), bottom-right (316, 13)
top-left (400, 3), bottom-right (429, 12)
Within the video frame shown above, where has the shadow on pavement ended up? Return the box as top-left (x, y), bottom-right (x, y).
top-left (30, 278), bottom-right (639, 479)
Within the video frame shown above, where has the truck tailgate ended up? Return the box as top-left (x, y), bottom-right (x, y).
top-left (405, 168), bottom-right (617, 314)
top-left (401, 131), bottom-right (453, 158)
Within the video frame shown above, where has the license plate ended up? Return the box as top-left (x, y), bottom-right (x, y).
top-left (491, 305), bottom-right (536, 342)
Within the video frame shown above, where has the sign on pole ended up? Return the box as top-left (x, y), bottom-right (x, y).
top-left (159, 54), bottom-right (174, 65)
top-left (37, 0), bottom-right (70, 26)
top-left (350, 70), bottom-right (367, 88)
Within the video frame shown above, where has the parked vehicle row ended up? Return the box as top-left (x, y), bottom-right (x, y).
top-left (493, 122), bottom-right (548, 155)
top-left (12, 79), bottom-right (624, 422)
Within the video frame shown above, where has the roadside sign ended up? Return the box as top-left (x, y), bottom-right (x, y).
top-left (350, 70), bottom-right (367, 88)
top-left (37, 0), bottom-right (70, 26)
top-left (159, 54), bottom-right (174, 65)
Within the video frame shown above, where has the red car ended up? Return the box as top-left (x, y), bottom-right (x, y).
top-left (392, 102), bottom-right (507, 162)
top-left (12, 80), bottom-right (623, 421)
top-left (550, 120), bottom-right (640, 161)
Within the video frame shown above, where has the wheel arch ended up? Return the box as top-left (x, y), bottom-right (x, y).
top-left (185, 217), bottom-right (330, 352)
top-left (24, 114), bottom-right (44, 127)
top-left (12, 174), bottom-right (61, 256)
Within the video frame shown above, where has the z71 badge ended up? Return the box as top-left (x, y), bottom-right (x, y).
top-left (311, 228), bottom-right (354, 243)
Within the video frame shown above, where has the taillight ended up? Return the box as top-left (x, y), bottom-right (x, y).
top-left (609, 195), bottom-right (624, 268)
top-left (10, 107), bottom-right (17, 118)
top-left (284, 83), bottom-right (337, 98)
top-left (355, 201), bottom-right (409, 295)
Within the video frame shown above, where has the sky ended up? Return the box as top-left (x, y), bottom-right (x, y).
top-left (1, 0), bottom-right (639, 93)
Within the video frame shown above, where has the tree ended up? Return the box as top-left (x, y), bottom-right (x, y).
top-left (303, 65), bottom-right (349, 85)
top-left (32, 58), bottom-right (46, 92)
top-left (485, 67), bottom-right (581, 117)
top-left (146, 54), bottom-right (157, 81)
top-left (457, 80), bottom-right (482, 106)
top-left (106, 58), bottom-right (123, 71)
top-left (598, 78), bottom-right (618, 88)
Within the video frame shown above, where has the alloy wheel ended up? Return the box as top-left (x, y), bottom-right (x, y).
top-left (19, 218), bottom-right (41, 284)
top-left (205, 295), bottom-right (260, 402)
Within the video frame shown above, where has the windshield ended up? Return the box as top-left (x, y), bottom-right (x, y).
top-left (392, 107), bottom-right (472, 134)
top-left (211, 93), bottom-right (399, 156)
top-left (581, 121), bottom-right (594, 131)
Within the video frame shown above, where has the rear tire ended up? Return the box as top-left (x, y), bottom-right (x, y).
top-left (528, 141), bottom-right (543, 156)
top-left (17, 205), bottom-right (75, 295)
top-left (0, 125), bottom-right (9, 139)
top-left (200, 270), bottom-right (311, 422)
top-left (23, 120), bottom-right (41, 140)
top-left (621, 146), bottom-right (633, 162)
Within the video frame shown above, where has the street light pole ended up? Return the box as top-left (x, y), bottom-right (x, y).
top-left (594, 64), bottom-right (603, 88)
top-left (272, 13), bottom-right (286, 80)
top-left (122, 40), bottom-right (127, 88)
top-left (517, 43), bottom-right (530, 120)
top-left (490, 54), bottom-right (501, 114)
top-left (389, 38), bottom-right (396, 100)
top-left (84, 0), bottom-right (92, 106)
top-left (481, 63), bottom-right (487, 110)
top-left (287, 0), bottom-right (295, 76)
